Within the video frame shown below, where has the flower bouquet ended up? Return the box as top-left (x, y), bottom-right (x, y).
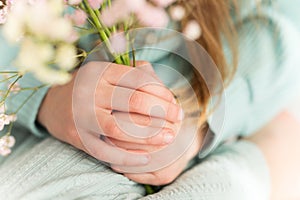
top-left (0, 0), bottom-right (201, 158)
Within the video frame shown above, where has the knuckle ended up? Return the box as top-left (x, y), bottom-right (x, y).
top-left (104, 121), bottom-right (119, 137)
top-left (144, 137), bottom-right (155, 145)
top-left (129, 92), bottom-right (144, 111)
top-left (139, 115), bottom-right (152, 126)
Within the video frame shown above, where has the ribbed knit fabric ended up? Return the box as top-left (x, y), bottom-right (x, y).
top-left (0, 127), bottom-right (269, 200)
top-left (142, 141), bottom-right (270, 200)
top-left (0, 126), bottom-right (145, 200)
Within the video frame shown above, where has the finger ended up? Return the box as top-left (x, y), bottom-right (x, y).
top-left (104, 137), bottom-right (167, 152)
top-left (133, 61), bottom-right (175, 103)
top-left (95, 108), bottom-right (176, 145)
top-left (80, 131), bottom-right (150, 166)
top-left (111, 143), bottom-right (190, 185)
top-left (123, 173), bottom-right (160, 185)
top-left (112, 111), bottom-right (177, 129)
top-left (111, 164), bottom-right (160, 185)
top-left (98, 84), bottom-right (184, 123)
top-left (134, 61), bottom-right (155, 74)
top-left (117, 160), bottom-right (185, 185)
top-left (103, 63), bottom-right (176, 104)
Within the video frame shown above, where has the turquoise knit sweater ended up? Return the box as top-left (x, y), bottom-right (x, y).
top-left (0, 0), bottom-right (300, 179)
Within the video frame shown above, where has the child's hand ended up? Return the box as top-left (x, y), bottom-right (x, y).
top-left (111, 122), bottom-right (204, 185)
top-left (37, 61), bottom-right (183, 167)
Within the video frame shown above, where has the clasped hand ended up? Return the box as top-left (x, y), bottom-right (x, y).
top-left (38, 61), bottom-right (204, 185)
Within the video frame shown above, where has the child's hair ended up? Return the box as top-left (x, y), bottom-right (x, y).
top-left (177, 0), bottom-right (240, 126)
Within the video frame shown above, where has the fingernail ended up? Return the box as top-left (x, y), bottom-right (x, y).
top-left (164, 131), bottom-right (174, 144)
top-left (178, 108), bottom-right (185, 121)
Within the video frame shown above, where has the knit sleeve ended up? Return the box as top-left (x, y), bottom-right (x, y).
top-left (202, 2), bottom-right (300, 157)
top-left (0, 28), bottom-right (50, 138)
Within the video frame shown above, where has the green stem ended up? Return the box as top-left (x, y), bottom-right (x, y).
top-left (0, 71), bottom-right (19, 74)
top-left (144, 185), bottom-right (155, 195)
top-left (82, 0), bottom-right (123, 64)
top-left (94, 9), bottom-right (111, 37)
top-left (132, 46), bottom-right (136, 67)
top-left (107, 0), bottom-right (117, 33)
top-left (1, 75), bottom-right (23, 102)
top-left (6, 122), bottom-right (14, 136)
top-left (12, 88), bottom-right (39, 114)
top-left (0, 74), bottom-right (19, 84)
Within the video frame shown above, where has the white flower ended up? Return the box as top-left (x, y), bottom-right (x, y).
top-left (44, 18), bottom-right (75, 42)
top-left (2, 14), bottom-right (24, 43)
top-left (0, 135), bottom-right (15, 148)
top-left (3, 0), bottom-right (78, 85)
top-left (3, 0), bottom-right (77, 43)
top-left (170, 5), bottom-right (186, 21)
top-left (0, 114), bottom-right (16, 131)
top-left (0, 0), bottom-right (14, 24)
top-left (15, 39), bottom-right (54, 72)
top-left (68, 0), bottom-right (83, 5)
top-left (0, 135), bottom-right (15, 156)
top-left (0, 105), bottom-right (16, 131)
top-left (34, 67), bottom-right (71, 85)
top-left (0, 146), bottom-right (11, 156)
top-left (55, 44), bottom-right (77, 70)
top-left (183, 20), bottom-right (202, 40)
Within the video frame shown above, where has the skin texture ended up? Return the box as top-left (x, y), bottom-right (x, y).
top-left (38, 61), bottom-right (204, 184)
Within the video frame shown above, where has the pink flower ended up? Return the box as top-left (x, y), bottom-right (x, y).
top-left (88, 0), bottom-right (103, 10)
top-left (69, 9), bottom-right (87, 26)
top-left (136, 3), bottom-right (169, 27)
top-left (109, 32), bottom-right (127, 54)
top-left (0, 0), bottom-right (14, 24)
top-left (150, 0), bottom-right (176, 8)
top-left (100, 0), bottom-right (146, 27)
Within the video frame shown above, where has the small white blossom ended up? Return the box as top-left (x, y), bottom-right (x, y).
top-left (0, 114), bottom-right (16, 131)
top-left (68, 0), bottom-right (83, 5)
top-left (0, 104), bottom-right (16, 131)
top-left (0, 146), bottom-right (11, 156)
top-left (0, 0), bottom-right (14, 24)
top-left (35, 67), bottom-right (71, 85)
top-left (170, 5), bottom-right (185, 21)
top-left (15, 39), bottom-right (54, 71)
top-left (0, 135), bottom-right (15, 148)
top-left (3, 0), bottom-right (78, 85)
top-left (55, 44), bottom-right (77, 70)
top-left (183, 20), bottom-right (202, 40)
